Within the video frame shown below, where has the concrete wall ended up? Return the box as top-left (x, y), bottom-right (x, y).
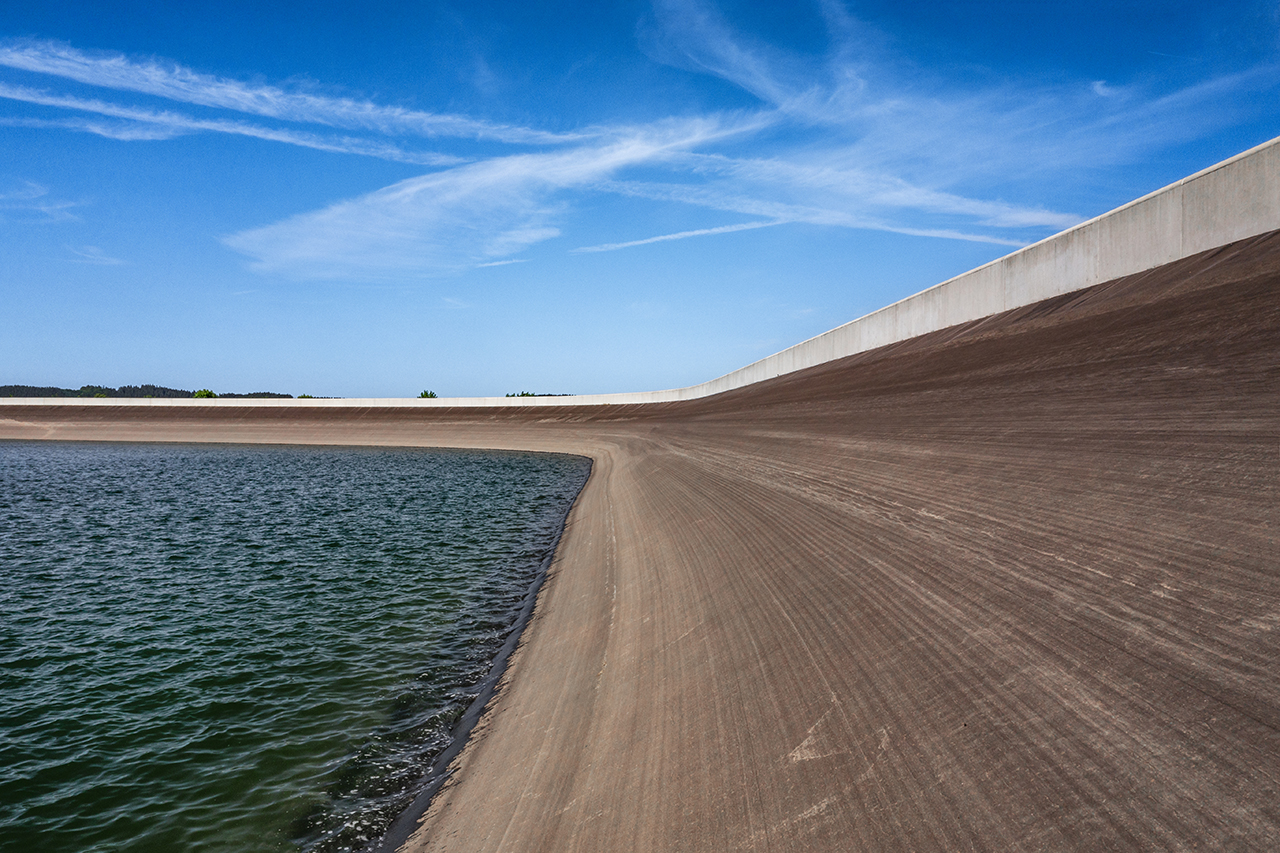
top-left (12, 135), bottom-right (1280, 410)
top-left (673, 134), bottom-right (1280, 403)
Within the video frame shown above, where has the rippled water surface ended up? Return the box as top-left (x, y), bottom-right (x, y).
top-left (0, 441), bottom-right (590, 853)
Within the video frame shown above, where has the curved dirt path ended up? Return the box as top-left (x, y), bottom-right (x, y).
top-left (3, 232), bottom-right (1278, 850)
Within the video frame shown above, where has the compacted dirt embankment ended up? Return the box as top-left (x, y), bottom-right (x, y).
top-left (4, 232), bottom-right (1279, 850)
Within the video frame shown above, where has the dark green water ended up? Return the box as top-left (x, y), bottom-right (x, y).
top-left (0, 441), bottom-right (590, 853)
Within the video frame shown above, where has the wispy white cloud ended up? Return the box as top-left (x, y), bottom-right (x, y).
top-left (0, 39), bottom-right (582, 145)
top-left (597, 177), bottom-right (1037, 246)
top-left (0, 114), bottom-right (184, 140)
top-left (474, 258), bottom-right (530, 267)
top-left (646, 0), bottom-right (1280, 183)
top-left (0, 180), bottom-right (79, 222)
top-left (1, 180), bottom-right (55, 203)
top-left (68, 244), bottom-right (124, 264)
top-left (665, 152), bottom-right (1083, 228)
top-left (573, 219), bottom-right (782, 252)
top-left (0, 82), bottom-right (465, 165)
top-left (602, 0), bottom-right (1277, 252)
top-left (224, 120), bottom-right (731, 278)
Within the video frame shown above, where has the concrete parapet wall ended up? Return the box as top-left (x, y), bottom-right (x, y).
top-left (9, 136), bottom-right (1279, 409)
top-left (679, 134), bottom-right (1280, 403)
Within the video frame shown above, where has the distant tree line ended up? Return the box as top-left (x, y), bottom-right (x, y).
top-left (206, 389), bottom-right (293, 397)
top-left (0, 384), bottom-right (293, 398)
top-left (504, 391), bottom-right (572, 397)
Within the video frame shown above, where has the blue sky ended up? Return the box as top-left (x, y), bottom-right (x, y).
top-left (2, 0), bottom-right (1278, 397)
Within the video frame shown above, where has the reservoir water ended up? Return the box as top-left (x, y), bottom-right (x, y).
top-left (0, 441), bottom-right (590, 852)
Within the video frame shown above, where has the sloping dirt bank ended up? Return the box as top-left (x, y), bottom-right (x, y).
top-left (3, 232), bottom-right (1278, 851)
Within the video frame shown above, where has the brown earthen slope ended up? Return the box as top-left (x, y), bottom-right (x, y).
top-left (2, 232), bottom-right (1278, 851)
